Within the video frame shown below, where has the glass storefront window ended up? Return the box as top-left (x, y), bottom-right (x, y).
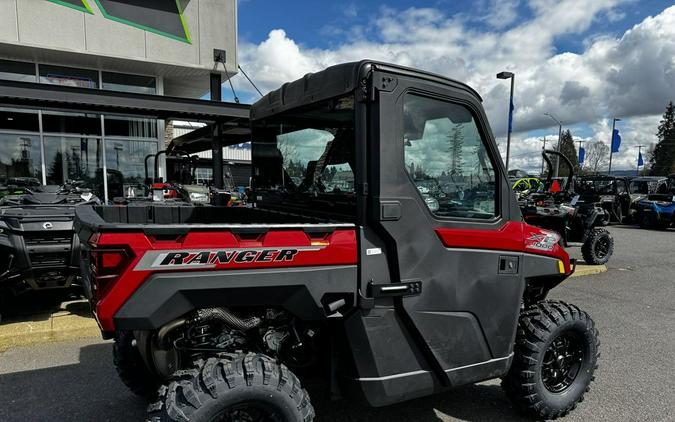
top-left (105, 139), bottom-right (158, 198)
top-left (0, 108), bottom-right (39, 132)
top-left (43, 136), bottom-right (103, 191)
top-left (0, 134), bottom-right (42, 184)
top-left (104, 115), bottom-right (157, 138)
top-left (39, 64), bottom-right (98, 89)
top-left (102, 72), bottom-right (156, 94)
top-left (43, 111), bottom-right (101, 136)
top-left (0, 59), bottom-right (37, 83)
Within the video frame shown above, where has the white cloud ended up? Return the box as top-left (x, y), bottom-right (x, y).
top-left (481, 0), bottom-right (521, 29)
top-left (238, 2), bottom-right (675, 171)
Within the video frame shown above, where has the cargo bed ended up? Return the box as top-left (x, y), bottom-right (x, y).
top-left (75, 205), bottom-right (353, 240)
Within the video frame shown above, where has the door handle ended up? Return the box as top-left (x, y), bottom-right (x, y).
top-left (358, 279), bottom-right (423, 310)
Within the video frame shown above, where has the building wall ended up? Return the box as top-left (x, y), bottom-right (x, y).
top-left (0, 0), bottom-right (237, 97)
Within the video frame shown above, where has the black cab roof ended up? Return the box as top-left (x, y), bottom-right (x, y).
top-left (251, 60), bottom-right (482, 120)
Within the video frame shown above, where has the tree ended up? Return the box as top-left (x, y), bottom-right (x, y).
top-left (558, 129), bottom-right (578, 177)
top-left (582, 141), bottom-right (609, 175)
top-left (649, 101), bottom-right (675, 175)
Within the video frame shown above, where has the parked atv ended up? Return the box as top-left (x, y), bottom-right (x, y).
top-left (635, 174), bottom-right (675, 230)
top-left (0, 183), bottom-right (100, 303)
top-left (575, 175), bottom-right (630, 224)
top-left (520, 151), bottom-right (614, 265)
top-left (75, 61), bottom-right (599, 421)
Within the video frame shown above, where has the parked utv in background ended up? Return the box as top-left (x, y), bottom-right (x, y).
top-left (520, 151), bottom-right (614, 265)
top-left (0, 183), bottom-right (99, 309)
top-left (139, 150), bottom-right (245, 206)
top-left (76, 61), bottom-right (599, 422)
top-left (626, 176), bottom-right (669, 224)
top-left (635, 174), bottom-right (675, 230)
top-left (575, 175), bottom-right (630, 224)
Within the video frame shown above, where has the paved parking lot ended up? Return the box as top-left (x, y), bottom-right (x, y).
top-left (0, 226), bottom-right (673, 422)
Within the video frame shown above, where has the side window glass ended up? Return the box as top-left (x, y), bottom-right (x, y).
top-left (617, 181), bottom-right (627, 194)
top-left (403, 94), bottom-right (497, 219)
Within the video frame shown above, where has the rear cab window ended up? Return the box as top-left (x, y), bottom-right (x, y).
top-left (251, 95), bottom-right (356, 221)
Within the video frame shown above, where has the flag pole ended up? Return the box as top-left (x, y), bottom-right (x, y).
top-left (576, 139), bottom-right (585, 176)
top-left (636, 145), bottom-right (644, 176)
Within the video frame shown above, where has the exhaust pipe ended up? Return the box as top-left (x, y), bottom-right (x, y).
top-left (157, 307), bottom-right (262, 348)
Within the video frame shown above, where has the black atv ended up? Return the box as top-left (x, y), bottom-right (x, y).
top-left (575, 175), bottom-right (631, 224)
top-left (520, 150), bottom-right (614, 265)
top-left (0, 183), bottom-right (100, 307)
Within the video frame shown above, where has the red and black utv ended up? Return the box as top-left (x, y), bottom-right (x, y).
top-left (75, 61), bottom-right (599, 421)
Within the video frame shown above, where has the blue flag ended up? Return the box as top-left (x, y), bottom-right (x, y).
top-left (611, 129), bottom-right (621, 153)
top-left (579, 147), bottom-right (585, 164)
top-left (638, 151), bottom-right (644, 166)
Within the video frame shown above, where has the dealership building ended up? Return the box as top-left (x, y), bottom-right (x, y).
top-left (0, 0), bottom-right (248, 200)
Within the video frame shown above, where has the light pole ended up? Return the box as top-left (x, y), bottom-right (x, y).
top-left (544, 112), bottom-right (563, 177)
top-left (497, 71), bottom-right (515, 172)
top-left (607, 118), bottom-right (621, 175)
top-left (540, 137), bottom-right (547, 176)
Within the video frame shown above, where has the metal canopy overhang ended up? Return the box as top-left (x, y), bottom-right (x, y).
top-left (0, 79), bottom-right (250, 122)
top-left (169, 124), bottom-right (251, 154)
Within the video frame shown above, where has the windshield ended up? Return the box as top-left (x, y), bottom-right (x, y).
top-left (577, 179), bottom-right (615, 195)
top-left (251, 95), bottom-right (356, 219)
top-left (629, 179), bottom-right (661, 194)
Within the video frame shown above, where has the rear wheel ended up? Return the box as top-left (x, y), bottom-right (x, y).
top-left (502, 301), bottom-right (599, 420)
top-left (114, 331), bottom-right (161, 398)
top-left (147, 353), bottom-right (315, 422)
top-left (581, 228), bottom-right (613, 265)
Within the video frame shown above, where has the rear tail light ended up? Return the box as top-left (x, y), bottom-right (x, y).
top-left (87, 235), bottom-right (134, 302)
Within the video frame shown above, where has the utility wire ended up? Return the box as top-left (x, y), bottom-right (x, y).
top-left (238, 64), bottom-right (264, 97)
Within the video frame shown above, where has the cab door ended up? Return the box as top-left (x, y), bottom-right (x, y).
top-left (368, 68), bottom-right (525, 384)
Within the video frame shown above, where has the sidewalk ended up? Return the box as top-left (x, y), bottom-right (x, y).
top-left (0, 299), bottom-right (100, 352)
top-left (571, 263), bottom-right (608, 277)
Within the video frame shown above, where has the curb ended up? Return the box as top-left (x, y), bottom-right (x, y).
top-left (571, 264), bottom-right (608, 277)
top-left (0, 303), bottom-right (100, 352)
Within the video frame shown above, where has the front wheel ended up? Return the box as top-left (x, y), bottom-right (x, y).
top-left (581, 228), bottom-right (614, 265)
top-left (147, 353), bottom-right (315, 422)
top-left (639, 212), bottom-right (655, 229)
top-left (502, 301), bottom-right (599, 420)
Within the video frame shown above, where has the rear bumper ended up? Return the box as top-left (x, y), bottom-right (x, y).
top-left (0, 230), bottom-right (80, 293)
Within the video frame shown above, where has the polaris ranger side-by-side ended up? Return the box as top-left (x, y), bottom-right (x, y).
top-left (75, 61), bottom-right (600, 421)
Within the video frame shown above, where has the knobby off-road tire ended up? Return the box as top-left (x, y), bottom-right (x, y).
top-left (581, 228), bottom-right (614, 265)
top-left (639, 212), bottom-right (655, 229)
top-left (640, 212), bottom-right (670, 230)
top-left (147, 353), bottom-right (315, 422)
top-left (502, 301), bottom-right (599, 420)
top-left (113, 331), bottom-right (161, 399)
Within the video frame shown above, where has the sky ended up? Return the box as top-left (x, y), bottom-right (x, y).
top-left (222, 0), bottom-right (675, 173)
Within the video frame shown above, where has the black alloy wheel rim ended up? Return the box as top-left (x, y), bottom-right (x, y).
top-left (542, 333), bottom-right (584, 393)
top-left (594, 235), bottom-right (611, 258)
top-left (212, 401), bottom-right (285, 422)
